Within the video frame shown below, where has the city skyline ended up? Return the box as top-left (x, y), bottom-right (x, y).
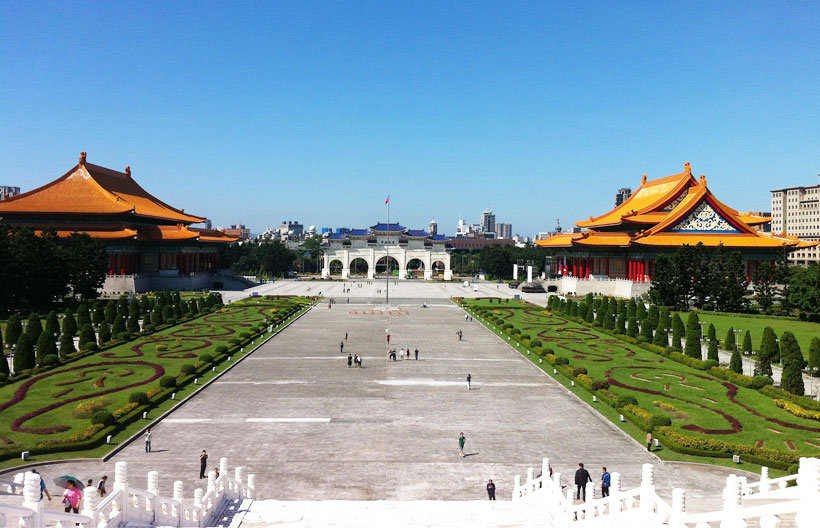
top-left (2, 3), bottom-right (818, 236)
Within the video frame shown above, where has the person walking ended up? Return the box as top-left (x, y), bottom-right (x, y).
top-left (62, 480), bottom-right (82, 513)
top-left (575, 463), bottom-right (592, 501)
top-left (340, 341), bottom-right (344, 354)
top-left (345, 332), bottom-right (348, 341)
top-left (31, 470), bottom-right (51, 502)
top-left (467, 374), bottom-right (471, 390)
top-left (458, 433), bottom-right (466, 457)
top-left (145, 428), bottom-right (152, 453)
top-left (414, 348), bottom-right (418, 360)
top-left (86, 479), bottom-right (93, 489)
top-left (486, 479), bottom-right (496, 500)
top-left (359, 354), bottom-right (363, 368)
top-left (97, 476), bottom-right (108, 498)
top-left (199, 450), bottom-right (208, 479)
top-left (347, 353), bottom-right (353, 367)
top-left (646, 431), bottom-right (653, 451)
top-left (386, 333), bottom-right (390, 344)
top-left (601, 467), bottom-right (611, 497)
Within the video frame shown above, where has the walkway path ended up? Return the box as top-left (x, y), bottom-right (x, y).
top-left (4, 300), bottom-right (743, 512)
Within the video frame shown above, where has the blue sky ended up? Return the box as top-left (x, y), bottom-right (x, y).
top-left (2, 1), bottom-right (818, 237)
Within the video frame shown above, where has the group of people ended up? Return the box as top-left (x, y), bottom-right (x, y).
top-left (574, 463), bottom-right (611, 501)
top-left (347, 353), bottom-right (364, 367)
top-left (388, 347), bottom-right (418, 361)
top-left (32, 470), bottom-right (108, 514)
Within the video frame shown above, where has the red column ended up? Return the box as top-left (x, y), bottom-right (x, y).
top-left (585, 258), bottom-right (590, 279)
top-left (572, 259), bottom-right (577, 277)
top-left (639, 260), bottom-right (644, 282)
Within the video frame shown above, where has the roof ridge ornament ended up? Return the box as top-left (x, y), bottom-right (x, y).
top-left (699, 174), bottom-right (707, 186)
top-left (642, 174), bottom-right (647, 185)
top-left (125, 165), bottom-right (131, 177)
top-left (79, 152), bottom-right (87, 165)
top-left (685, 162), bottom-right (691, 173)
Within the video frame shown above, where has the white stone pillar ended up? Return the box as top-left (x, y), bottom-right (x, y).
top-left (367, 249), bottom-right (375, 279)
top-left (542, 458), bottom-right (550, 482)
top-left (193, 488), bottom-right (203, 508)
top-left (759, 515), bottom-right (781, 528)
top-left (247, 474), bottom-right (256, 499)
top-left (513, 474), bottom-right (521, 500)
top-left (639, 464), bottom-right (655, 512)
top-left (671, 488), bottom-right (686, 525)
top-left (81, 486), bottom-right (99, 528)
top-left (207, 471), bottom-right (217, 494)
top-left (321, 254), bottom-right (329, 278)
top-left (234, 467), bottom-right (245, 483)
top-left (610, 472), bottom-right (622, 512)
top-left (22, 471), bottom-right (44, 527)
top-left (760, 466), bottom-right (770, 493)
top-left (796, 457), bottom-right (820, 528)
top-left (147, 471), bottom-right (159, 495)
top-left (114, 461), bottom-right (129, 522)
top-left (173, 481), bottom-right (183, 502)
top-left (219, 457), bottom-right (228, 480)
top-left (513, 264), bottom-right (518, 280)
top-left (527, 265), bottom-right (533, 283)
top-left (398, 248), bottom-right (407, 280)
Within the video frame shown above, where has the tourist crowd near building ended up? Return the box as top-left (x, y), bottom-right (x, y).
top-left (321, 222), bottom-right (452, 280)
top-left (0, 152), bottom-right (237, 293)
top-left (536, 162), bottom-right (817, 282)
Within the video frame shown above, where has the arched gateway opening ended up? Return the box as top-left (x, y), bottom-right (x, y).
top-left (350, 258), bottom-right (369, 277)
top-left (375, 256), bottom-right (400, 277)
top-left (432, 260), bottom-right (446, 278)
top-left (328, 259), bottom-right (343, 277)
top-left (406, 258), bottom-right (424, 278)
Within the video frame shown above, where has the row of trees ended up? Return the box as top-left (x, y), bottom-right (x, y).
top-left (218, 239), bottom-right (302, 278)
top-left (547, 293), bottom-right (819, 395)
top-left (0, 225), bottom-right (109, 314)
top-left (1, 292), bottom-right (224, 378)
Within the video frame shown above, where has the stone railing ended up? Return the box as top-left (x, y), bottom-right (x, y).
top-left (0, 458), bottom-right (255, 528)
top-left (512, 456), bottom-right (820, 528)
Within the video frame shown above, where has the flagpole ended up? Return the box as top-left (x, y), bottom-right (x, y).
top-left (386, 197), bottom-right (390, 306)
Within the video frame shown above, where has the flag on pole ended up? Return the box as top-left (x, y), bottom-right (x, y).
top-left (385, 196), bottom-right (390, 204)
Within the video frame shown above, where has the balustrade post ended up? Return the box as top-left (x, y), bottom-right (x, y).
top-left (173, 481), bottom-right (184, 527)
top-left (526, 467), bottom-right (534, 492)
top-left (721, 474), bottom-right (746, 528)
top-left (610, 472), bottom-right (622, 513)
top-left (759, 466), bottom-right (770, 494)
top-left (247, 475), bottom-right (256, 500)
top-left (670, 488), bottom-right (685, 527)
top-left (22, 472), bottom-right (44, 528)
top-left (147, 470), bottom-right (159, 522)
top-left (173, 481), bottom-right (184, 502)
top-left (219, 458), bottom-right (228, 483)
top-left (542, 458), bottom-right (550, 483)
top-left (513, 475), bottom-right (521, 500)
top-left (566, 488), bottom-right (575, 523)
top-left (585, 481), bottom-right (595, 516)
top-left (12, 473), bottom-right (24, 494)
top-left (81, 486), bottom-right (99, 528)
top-left (795, 457), bottom-right (820, 528)
top-left (114, 461), bottom-right (129, 523)
top-left (234, 467), bottom-right (245, 499)
top-left (639, 464), bottom-right (655, 513)
top-left (207, 471), bottom-right (217, 495)
top-left (193, 489), bottom-right (203, 509)
top-left (759, 514), bottom-right (781, 528)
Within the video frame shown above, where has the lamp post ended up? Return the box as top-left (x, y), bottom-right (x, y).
top-left (698, 321), bottom-right (707, 342)
top-left (734, 329), bottom-right (743, 353)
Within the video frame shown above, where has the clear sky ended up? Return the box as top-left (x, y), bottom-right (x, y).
top-left (1, 1), bottom-right (818, 237)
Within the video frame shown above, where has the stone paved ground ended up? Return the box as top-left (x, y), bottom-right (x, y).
top-left (3, 288), bottom-right (747, 513)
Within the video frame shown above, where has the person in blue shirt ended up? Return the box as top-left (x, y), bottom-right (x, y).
top-left (601, 467), bottom-right (611, 497)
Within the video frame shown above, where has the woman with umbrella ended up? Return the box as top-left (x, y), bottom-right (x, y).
top-left (53, 476), bottom-right (83, 513)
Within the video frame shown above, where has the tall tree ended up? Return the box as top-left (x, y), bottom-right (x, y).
top-left (779, 331), bottom-right (805, 396)
top-left (104, 300), bottom-right (117, 324)
top-left (13, 333), bottom-right (35, 372)
top-left (79, 324), bottom-right (97, 349)
top-left (61, 310), bottom-right (77, 337)
top-left (43, 311), bottom-right (60, 337)
top-left (98, 322), bottom-right (112, 344)
top-left (649, 254), bottom-right (677, 307)
top-left (76, 304), bottom-right (91, 328)
top-left (684, 312), bottom-right (701, 358)
top-left (788, 263), bottom-right (820, 314)
top-left (25, 313), bottom-right (43, 341)
top-left (808, 337), bottom-right (820, 378)
top-left (753, 262), bottom-right (777, 313)
top-left (4, 314), bottom-right (22, 349)
top-left (92, 301), bottom-right (105, 326)
top-left (742, 331), bottom-right (753, 355)
top-left (647, 305), bottom-right (659, 331)
top-left (724, 327), bottom-right (736, 352)
top-left (0, 336), bottom-right (8, 376)
top-left (707, 324), bottom-right (719, 362)
top-left (711, 246), bottom-right (749, 312)
top-left (36, 331), bottom-right (57, 364)
top-left (759, 327), bottom-right (779, 374)
top-left (626, 317), bottom-right (638, 338)
top-left (653, 307), bottom-right (670, 347)
top-left (670, 313), bottom-right (684, 351)
top-left (59, 327), bottom-right (75, 356)
top-left (729, 348), bottom-right (743, 374)
top-left (62, 233), bottom-right (107, 300)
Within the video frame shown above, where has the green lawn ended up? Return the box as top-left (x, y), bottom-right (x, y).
top-left (0, 296), bottom-right (313, 453)
top-left (676, 312), bottom-right (819, 358)
top-left (463, 299), bottom-right (820, 461)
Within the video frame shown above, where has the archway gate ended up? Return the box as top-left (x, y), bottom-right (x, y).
top-left (321, 247), bottom-right (452, 280)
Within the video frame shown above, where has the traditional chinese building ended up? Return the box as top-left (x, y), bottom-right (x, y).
top-left (321, 223), bottom-right (452, 280)
top-left (0, 152), bottom-right (237, 293)
top-left (536, 163), bottom-right (817, 283)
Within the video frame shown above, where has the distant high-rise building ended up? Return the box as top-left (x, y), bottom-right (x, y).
top-left (771, 175), bottom-right (820, 266)
top-left (481, 209), bottom-right (496, 234)
top-left (496, 222), bottom-right (512, 239)
top-left (0, 186), bottom-right (20, 201)
top-left (429, 219), bottom-right (438, 236)
top-left (224, 224), bottom-right (251, 240)
top-left (615, 188), bottom-right (632, 207)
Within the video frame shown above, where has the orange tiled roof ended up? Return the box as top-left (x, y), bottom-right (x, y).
top-left (0, 153), bottom-right (205, 224)
top-left (534, 233), bottom-right (583, 248)
top-left (573, 232), bottom-right (633, 247)
top-left (33, 228), bottom-right (138, 240)
top-left (190, 227), bottom-right (240, 243)
top-left (576, 163), bottom-right (696, 228)
top-left (137, 225), bottom-right (200, 242)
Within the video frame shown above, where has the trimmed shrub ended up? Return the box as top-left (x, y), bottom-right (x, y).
top-left (199, 353), bottom-right (214, 363)
top-left (530, 339), bottom-right (542, 348)
top-left (615, 395), bottom-right (639, 408)
top-left (180, 364), bottom-right (196, 375)
top-left (13, 333), bottom-right (35, 372)
top-left (239, 332), bottom-right (251, 340)
top-left (85, 343), bottom-right (98, 352)
top-left (554, 356), bottom-right (569, 366)
top-left (649, 414), bottom-right (672, 430)
top-left (590, 380), bottom-right (610, 391)
top-left (159, 375), bottom-right (177, 388)
top-left (572, 367), bottom-right (588, 377)
top-left (41, 354), bottom-right (60, 366)
top-left (215, 345), bottom-right (229, 355)
top-left (91, 411), bottom-right (116, 426)
top-left (129, 392), bottom-right (149, 405)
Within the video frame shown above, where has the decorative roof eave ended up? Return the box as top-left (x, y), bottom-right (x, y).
top-left (576, 163), bottom-right (697, 228)
top-left (370, 223), bottom-right (406, 232)
top-left (534, 233), bottom-right (583, 248)
top-left (136, 225), bottom-right (200, 242)
top-left (33, 228), bottom-right (139, 240)
top-left (632, 233), bottom-right (801, 248)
